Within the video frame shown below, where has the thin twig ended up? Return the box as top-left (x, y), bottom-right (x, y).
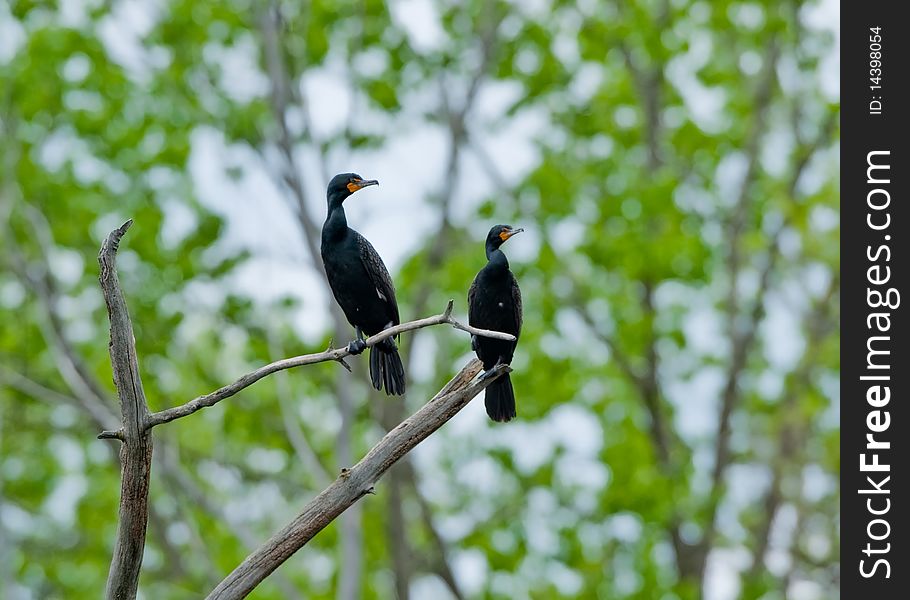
top-left (144, 300), bottom-right (514, 429)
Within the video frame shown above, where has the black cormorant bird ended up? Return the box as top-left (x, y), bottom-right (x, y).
top-left (468, 224), bottom-right (523, 422)
top-left (321, 173), bottom-right (406, 395)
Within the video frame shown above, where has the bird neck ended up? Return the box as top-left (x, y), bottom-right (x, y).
top-left (324, 200), bottom-right (348, 240)
top-left (485, 245), bottom-right (510, 271)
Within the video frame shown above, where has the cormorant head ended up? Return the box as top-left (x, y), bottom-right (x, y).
top-left (486, 224), bottom-right (523, 251)
top-left (327, 172), bottom-right (379, 205)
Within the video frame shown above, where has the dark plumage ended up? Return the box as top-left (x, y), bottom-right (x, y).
top-left (468, 224), bottom-right (523, 422)
top-left (321, 173), bottom-right (405, 395)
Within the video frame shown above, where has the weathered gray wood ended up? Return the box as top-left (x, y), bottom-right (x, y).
top-left (93, 221), bottom-right (518, 600)
top-left (98, 220), bottom-right (153, 600)
top-left (145, 300), bottom-right (514, 428)
top-left (206, 359), bottom-right (507, 600)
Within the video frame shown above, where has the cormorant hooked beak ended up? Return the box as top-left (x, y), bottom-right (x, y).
top-left (347, 179), bottom-right (379, 193)
top-left (499, 226), bottom-right (524, 242)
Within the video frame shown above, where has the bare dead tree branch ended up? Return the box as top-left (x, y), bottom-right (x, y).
top-left (6, 207), bottom-right (391, 599)
top-left (98, 220), bottom-right (154, 600)
top-left (333, 381), bottom-right (361, 600)
top-left (95, 221), bottom-right (306, 600)
top-left (256, 8), bottom-right (397, 594)
top-left (85, 219), bottom-right (517, 600)
top-left (206, 359), bottom-right (506, 600)
top-left (0, 361), bottom-right (271, 594)
top-left (143, 300), bottom-right (514, 429)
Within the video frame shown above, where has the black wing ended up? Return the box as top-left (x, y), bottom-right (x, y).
top-left (467, 275), bottom-right (482, 353)
top-left (510, 272), bottom-right (522, 338)
top-left (355, 231), bottom-right (400, 326)
top-left (468, 275), bottom-right (479, 324)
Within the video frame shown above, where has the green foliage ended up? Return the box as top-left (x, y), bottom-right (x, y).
top-left (1, 0), bottom-right (838, 598)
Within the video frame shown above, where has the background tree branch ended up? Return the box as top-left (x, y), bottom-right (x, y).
top-left (376, 11), bottom-right (504, 595)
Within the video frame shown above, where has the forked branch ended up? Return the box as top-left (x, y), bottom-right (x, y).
top-left (98, 220), bottom-right (154, 600)
top-left (95, 221), bottom-right (516, 600)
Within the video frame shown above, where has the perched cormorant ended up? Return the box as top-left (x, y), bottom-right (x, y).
top-left (321, 173), bottom-right (406, 395)
top-left (468, 224), bottom-right (523, 422)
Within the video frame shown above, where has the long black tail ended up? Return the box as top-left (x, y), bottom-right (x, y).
top-left (484, 373), bottom-right (516, 422)
top-left (369, 337), bottom-right (406, 396)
